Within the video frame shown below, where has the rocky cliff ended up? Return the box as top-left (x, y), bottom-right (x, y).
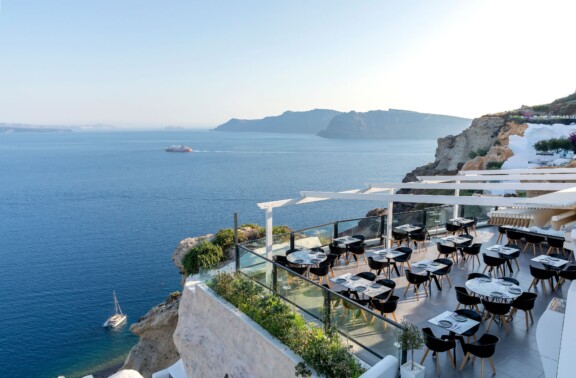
top-left (317, 109), bottom-right (471, 139)
top-left (121, 293), bottom-right (181, 378)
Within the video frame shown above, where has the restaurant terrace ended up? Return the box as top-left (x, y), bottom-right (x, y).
top-left (234, 168), bottom-right (576, 377)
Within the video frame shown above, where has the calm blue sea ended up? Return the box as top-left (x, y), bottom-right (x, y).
top-left (0, 131), bottom-right (436, 378)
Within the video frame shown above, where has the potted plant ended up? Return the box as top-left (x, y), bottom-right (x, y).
top-left (395, 319), bottom-right (425, 378)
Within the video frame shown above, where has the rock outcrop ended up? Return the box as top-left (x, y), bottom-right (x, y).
top-left (172, 235), bottom-right (214, 275)
top-left (121, 294), bottom-right (181, 378)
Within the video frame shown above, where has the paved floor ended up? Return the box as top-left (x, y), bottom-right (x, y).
top-left (293, 226), bottom-right (571, 378)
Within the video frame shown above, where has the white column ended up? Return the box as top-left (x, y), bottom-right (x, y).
top-left (265, 207), bottom-right (273, 259)
top-left (386, 189), bottom-right (395, 248)
top-left (453, 180), bottom-right (460, 219)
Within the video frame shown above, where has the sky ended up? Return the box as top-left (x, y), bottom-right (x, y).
top-left (0, 0), bottom-right (575, 128)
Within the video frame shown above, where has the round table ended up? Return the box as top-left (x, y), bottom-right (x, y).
top-left (465, 277), bottom-right (522, 301)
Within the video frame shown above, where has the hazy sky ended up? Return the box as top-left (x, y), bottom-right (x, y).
top-left (0, 1), bottom-right (575, 128)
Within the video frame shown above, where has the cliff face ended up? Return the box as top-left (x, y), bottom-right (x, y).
top-left (121, 294), bottom-right (181, 378)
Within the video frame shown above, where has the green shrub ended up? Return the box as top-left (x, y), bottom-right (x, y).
top-left (210, 272), bottom-right (365, 378)
top-left (272, 225), bottom-right (291, 235)
top-left (213, 228), bottom-right (236, 252)
top-left (486, 161), bottom-right (504, 170)
top-left (468, 147), bottom-right (489, 159)
top-left (182, 241), bottom-right (223, 275)
top-left (534, 137), bottom-right (572, 153)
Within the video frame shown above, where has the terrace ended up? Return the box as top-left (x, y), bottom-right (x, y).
top-left (235, 168), bottom-right (576, 377)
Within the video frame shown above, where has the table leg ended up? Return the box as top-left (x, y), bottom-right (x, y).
top-left (506, 260), bottom-right (513, 274)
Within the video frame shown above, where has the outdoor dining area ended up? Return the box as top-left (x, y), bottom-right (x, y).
top-left (247, 167), bottom-right (576, 377)
top-left (272, 220), bottom-right (575, 377)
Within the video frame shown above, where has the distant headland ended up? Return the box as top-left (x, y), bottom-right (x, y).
top-left (213, 108), bottom-right (472, 139)
top-left (0, 123), bottom-right (117, 133)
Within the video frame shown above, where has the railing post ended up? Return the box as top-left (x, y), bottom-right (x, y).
top-left (422, 209), bottom-right (427, 228)
top-left (234, 212), bottom-right (240, 271)
top-left (272, 263), bottom-right (278, 294)
top-left (380, 215), bottom-right (385, 245)
top-left (334, 221), bottom-right (339, 238)
top-left (323, 289), bottom-right (332, 333)
top-left (290, 232), bottom-right (295, 250)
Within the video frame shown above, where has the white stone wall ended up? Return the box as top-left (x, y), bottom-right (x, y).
top-left (173, 279), bottom-right (307, 378)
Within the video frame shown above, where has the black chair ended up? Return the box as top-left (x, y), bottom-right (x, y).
top-left (309, 260), bottom-right (331, 287)
top-left (510, 292), bottom-right (538, 330)
top-left (411, 230), bottom-right (428, 253)
top-left (393, 247), bottom-right (413, 272)
top-left (392, 230), bottom-right (408, 247)
top-left (457, 234), bottom-right (474, 248)
top-left (528, 265), bottom-right (555, 293)
top-left (524, 233), bottom-right (545, 255)
top-left (374, 278), bottom-right (396, 301)
top-left (481, 299), bottom-right (512, 332)
top-left (467, 272), bottom-right (490, 280)
top-left (404, 269), bottom-right (429, 300)
top-left (437, 242), bottom-right (458, 263)
top-left (461, 243), bottom-right (482, 270)
top-left (506, 229), bottom-right (524, 248)
top-left (497, 276), bottom-right (520, 286)
top-left (370, 295), bottom-right (399, 323)
top-left (556, 265), bottom-right (576, 290)
top-left (367, 256), bottom-right (386, 276)
top-left (274, 255), bottom-right (307, 285)
top-left (459, 334), bottom-right (500, 378)
top-left (547, 236), bottom-right (566, 255)
top-left (311, 246), bottom-right (325, 253)
top-left (454, 309), bottom-right (482, 343)
top-left (432, 258), bottom-right (453, 289)
top-left (329, 243), bottom-right (348, 266)
top-left (496, 226), bottom-right (507, 244)
top-left (348, 244), bottom-right (367, 267)
top-left (445, 222), bottom-right (462, 235)
top-left (481, 253), bottom-right (505, 277)
top-left (368, 256), bottom-right (400, 278)
top-left (454, 286), bottom-right (481, 312)
top-left (355, 271), bottom-right (377, 282)
top-left (351, 234), bottom-right (365, 246)
top-left (325, 253), bottom-right (339, 278)
top-left (340, 291), bottom-right (368, 323)
top-left (420, 327), bottom-right (456, 376)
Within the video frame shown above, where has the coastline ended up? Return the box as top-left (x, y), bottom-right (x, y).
top-left (70, 355), bottom-right (126, 378)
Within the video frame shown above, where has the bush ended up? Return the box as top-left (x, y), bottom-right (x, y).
top-left (182, 241), bottom-right (223, 275)
top-left (534, 137), bottom-right (572, 153)
top-left (210, 272), bottom-right (365, 378)
top-left (468, 147), bottom-right (489, 159)
top-left (486, 161), bottom-right (504, 170)
top-left (213, 228), bottom-right (236, 252)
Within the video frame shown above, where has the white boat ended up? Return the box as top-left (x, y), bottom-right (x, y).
top-left (165, 145), bottom-right (193, 152)
top-left (103, 290), bottom-right (127, 328)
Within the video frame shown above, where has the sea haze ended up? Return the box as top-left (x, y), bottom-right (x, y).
top-left (0, 131), bottom-right (436, 378)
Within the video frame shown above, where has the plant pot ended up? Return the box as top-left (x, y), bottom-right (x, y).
top-left (400, 361), bottom-right (425, 378)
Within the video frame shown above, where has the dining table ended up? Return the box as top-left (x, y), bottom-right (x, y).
top-left (370, 248), bottom-right (404, 279)
top-left (465, 277), bottom-right (523, 301)
top-left (532, 255), bottom-right (570, 284)
top-left (330, 273), bottom-right (391, 298)
top-left (486, 244), bottom-right (520, 274)
top-left (412, 259), bottom-right (448, 291)
top-left (428, 310), bottom-right (481, 359)
top-left (449, 218), bottom-right (475, 234)
top-left (286, 249), bottom-right (327, 276)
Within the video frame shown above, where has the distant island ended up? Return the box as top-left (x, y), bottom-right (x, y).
top-left (213, 109), bottom-right (471, 139)
top-left (0, 123), bottom-right (117, 133)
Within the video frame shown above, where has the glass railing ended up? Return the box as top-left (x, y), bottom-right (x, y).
top-left (237, 245), bottom-right (402, 364)
top-left (337, 216), bottom-right (382, 241)
top-left (293, 223), bottom-right (334, 250)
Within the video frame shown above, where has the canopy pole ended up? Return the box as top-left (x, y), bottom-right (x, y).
top-left (453, 180), bottom-right (460, 219)
top-left (386, 189), bottom-right (395, 248)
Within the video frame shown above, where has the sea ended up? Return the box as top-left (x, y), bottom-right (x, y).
top-left (0, 130), bottom-right (437, 378)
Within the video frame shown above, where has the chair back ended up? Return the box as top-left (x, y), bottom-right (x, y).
top-left (310, 262), bottom-right (330, 277)
top-left (422, 327), bottom-right (455, 352)
top-left (372, 295), bottom-right (399, 315)
top-left (466, 334), bottom-right (499, 358)
top-left (511, 292), bottom-right (537, 311)
top-left (406, 269), bottom-right (428, 284)
top-left (351, 234), bottom-right (365, 246)
top-left (530, 264), bottom-right (555, 279)
top-left (445, 222), bottom-right (462, 233)
top-left (525, 233), bottom-right (545, 243)
top-left (547, 236), bottom-right (565, 248)
top-left (506, 229), bottom-right (524, 241)
top-left (497, 276), bottom-right (520, 285)
top-left (329, 244), bottom-right (347, 256)
top-left (437, 242), bottom-right (457, 254)
top-left (394, 247), bottom-right (412, 262)
top-left (481, 299), bottom-right (511, 316)
top-left (392, 230), bottom-right (408, 241)
top-left (411, 230), bottom-right (427, 241)
top-left (455, 286), bottom-right (480, 306)
top-left (454, 309), bottom-right (482, 336)
top-left (355, 271), bottom-right (376, 281)
top-left (482, 253), bottom-right (504, 267)
top-left (326, 253), bottom-right (338, 268)
top-left (432, 258), bottom-right (453, 275)
top-left (463, 243), bottom-right (482, 255)
top-left (368, 256), bottom-right (386, 270)
top-left (467, 272), bottom-right (490, 280)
